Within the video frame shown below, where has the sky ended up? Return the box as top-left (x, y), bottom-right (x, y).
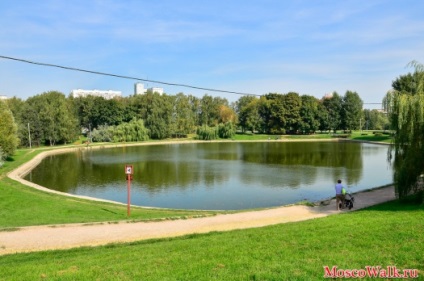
top-left (1, 0), bottom-right (424, 109)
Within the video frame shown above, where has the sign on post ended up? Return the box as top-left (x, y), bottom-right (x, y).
top-left (125, 165), bottom-right (133, 216)
top-left (125, 165), bottom-right (133, 175)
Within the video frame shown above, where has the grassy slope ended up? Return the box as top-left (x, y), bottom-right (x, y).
top-left (0, 147), bottom-right (216, 229)
top-left (0, 177), bottom-right (215, 228)
top-left (1, 200), bottom-right (422, 280)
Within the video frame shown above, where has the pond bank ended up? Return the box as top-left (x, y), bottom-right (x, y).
top-left (0, 185), bottom-right (396, 255)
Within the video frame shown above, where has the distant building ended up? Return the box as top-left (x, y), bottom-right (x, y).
top-left (323, 92), bottom-right (334, 99)
top-left (71, 89), bottom-right (122, 99)
top-left (134, 83), bottom-right (146, 95)
top-left (149, 87), bottom-right (164, 95)
top-left (134, 83), bottom-right (164, 95)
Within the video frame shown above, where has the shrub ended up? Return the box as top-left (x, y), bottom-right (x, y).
top-left (218, 122), bottom-right (236, 139)
top-left (196, 125), bottom-right (218, 140)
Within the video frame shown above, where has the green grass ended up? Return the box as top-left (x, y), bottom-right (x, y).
top-left (0, 148), bottom-right (217, 229)
top-left (233, 133), bottom-right (332, 141)
top-left (1, 200), bottom-right (422, 280)
top-left (349, 131), bottom-right (393, 143)
top-left (0, 177), bottom-right (216, 228)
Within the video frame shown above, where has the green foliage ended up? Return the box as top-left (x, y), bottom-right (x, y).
top-left (341, 91), bottom-right (363, 130)
top-left (91, 125), bottom-right (114, 142)
top-left (22, 91), bottom-right (79, 146)
top-left (137, 92), bottom-right (173, 139)
top-left (236, 96), bottom-right (262, 133)
top-left (299, 95), bottom-right (320, 133)
top-left (0, 100), bottom-right (19, 157)
top-left (391, 71), bottom-right (421, 95)
top-left (196, 125), bottom-right (218, 140)
top-left (199, 95), bottom-right (228, 126)
top-left (363, 109), bottom-right (390, 130)
top-left (322, 92), bottom-right (343, 132)
top-left (282, 92), bottom-right (302, 133)
top-left (91, 119), bottom-right (149, 143)
top-left (170, 93), bottom-right (197, 137)
top-left (386, 61), bottom-right (424, 201)
top-left (218, 122), bottom-right (236, 139)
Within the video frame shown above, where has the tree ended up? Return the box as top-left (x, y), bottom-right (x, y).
top-left (299, 95), bottom-right (320, 133)
top-left (5, 97), bottom-right (30, 146)
top-left (218, 104), bottom-right (237, 124)
top-left (198, 95), bottom-right (228, 126)
top-left (218, 122), bottom-right (236, 139)
top-left (236, 96), bottom-right (257, 132)
top-left (391, 72), bottom-right (420, 94)
top-left (23, 91), bottom-right (78, 146)
top-left (341, 91), bottom-right (363, 131)
top-left (170, 93), bottom-right (196, 137)
top-left (259, 93), bottom-right (286, 134)
top-left (385, 60), bottom-right (424, 201)
top-left (0, 100), bottom-right (19, 158)
top-left (282, 92), bottom-right (302, 133)
top-left (137, 92), bottom-right (173, 139)
top-left (363, 109), bottom-right (389, 130)
top-left (322, 92), bottom-right (342, 132)
top-left (243, 98), bottom-right (262, 133)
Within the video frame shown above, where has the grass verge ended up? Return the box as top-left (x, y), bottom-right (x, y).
top-left (0, 147), bottom-right (217, 229)
top-left (1, 200), bottom-right (422, 280)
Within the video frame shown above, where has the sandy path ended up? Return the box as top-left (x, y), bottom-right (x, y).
top-left (0, 186), bottom-right (395, 255)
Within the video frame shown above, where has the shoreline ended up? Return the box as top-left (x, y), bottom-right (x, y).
top-left (8, 138), bottom-right (390, 211)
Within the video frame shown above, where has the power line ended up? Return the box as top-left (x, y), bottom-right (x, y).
top-left (0, 55), bottom-right (261, 97)
top-left (0, 55), bottom-right (385, 104)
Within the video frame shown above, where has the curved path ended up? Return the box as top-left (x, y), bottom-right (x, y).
top-left (0, 186), bottom-right (395, 255)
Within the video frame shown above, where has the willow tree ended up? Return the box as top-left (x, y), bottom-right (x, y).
top-left (0, 100), bottom-right (19, 159)
top-left (385, 61), bottom-right (424, 201)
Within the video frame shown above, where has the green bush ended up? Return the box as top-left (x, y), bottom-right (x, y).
top-left (218, 122), bottom-right (236, 139)
top-left (91, 119), bottom-right (149, 143)
top-left (196, 125), bottom-right (218, 140)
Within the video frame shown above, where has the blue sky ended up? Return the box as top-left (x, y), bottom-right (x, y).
top-left (1, 0), bottom-right (424, 109)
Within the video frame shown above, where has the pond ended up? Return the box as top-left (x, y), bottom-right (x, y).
top-left (25, 141), bottom-right (393, 210)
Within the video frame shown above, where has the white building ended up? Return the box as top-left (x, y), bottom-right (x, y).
top-left (134, 83), bottom-right (164, 95)
top-left (149, 87), bottom-right (164, 95)
top-left (134, 83), bottom-right (146, 95)
top-left (323, 92), bottom-right (334, 99)
top-left (71, 89), bottom-right (122, 100)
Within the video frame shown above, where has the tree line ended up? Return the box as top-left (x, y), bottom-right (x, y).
top-left (1, 89), bottom-right (388, 158)
top-left (2, 65), bottom-right (423, 202)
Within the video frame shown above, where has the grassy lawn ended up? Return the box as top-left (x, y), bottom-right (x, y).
top-left (1, 200), bottom-right (422, 280)
top-left (0, 147), bottom-right (217, 229)
top-left (233, 133), bottom-right (332, 141)
top-left (349, 131), bottom-right (393, 143)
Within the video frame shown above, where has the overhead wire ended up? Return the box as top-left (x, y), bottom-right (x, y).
top-left (0, 55), bottom-right (382, 104)
top-left (0, 55), bottom-right (261, 97)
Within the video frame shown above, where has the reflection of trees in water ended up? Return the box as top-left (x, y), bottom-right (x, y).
top-left (26, 142), bottom-right (365, 194)
top-left (239, 164), bottom-right (318, 189)
top-left (25, 152), bottom-right (83, 192)
top-left (239, 142), bottom-right (363, 187)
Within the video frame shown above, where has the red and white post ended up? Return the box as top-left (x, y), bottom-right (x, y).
top-left (125, 165), bottom-right (134, 217)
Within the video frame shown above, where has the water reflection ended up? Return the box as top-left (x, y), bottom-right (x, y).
top-left (25, 142), bottom-right (392, 210)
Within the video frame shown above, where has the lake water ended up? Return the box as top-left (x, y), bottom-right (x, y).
top-left (25, 141), bottom-right (393, 210)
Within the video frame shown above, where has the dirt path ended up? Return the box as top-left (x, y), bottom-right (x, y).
top-left (0, 186), bottom-right (395, 255)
